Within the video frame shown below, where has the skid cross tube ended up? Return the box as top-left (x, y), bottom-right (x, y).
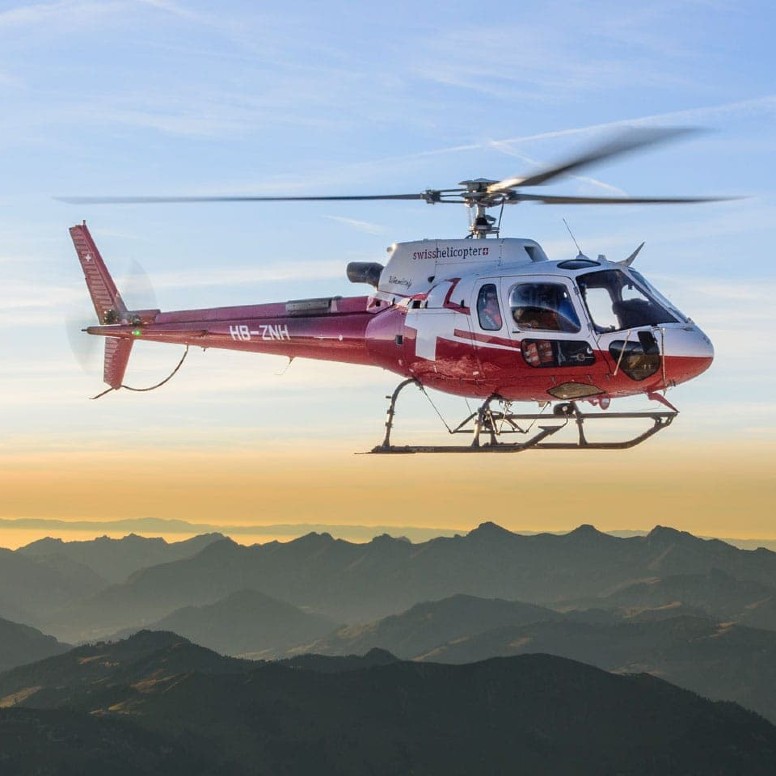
top-left (370, 385), bottom-right (678, 454)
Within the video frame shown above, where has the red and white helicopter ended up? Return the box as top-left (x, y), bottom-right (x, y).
top-left (64, 127), bottom-right (720, 453)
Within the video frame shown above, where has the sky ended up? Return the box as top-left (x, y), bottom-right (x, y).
top-left (0, 0), bottom-right (774, 548)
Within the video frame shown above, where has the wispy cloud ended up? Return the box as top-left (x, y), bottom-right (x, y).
top-left (0, 280), bottom-right (81, 309)
top-left (408, 7), bottom-right (701, 102)
top-left (325, 216), bottom-right (386, 235)
top-left (361, 96), bottom-right (776, 171)
top-left (150, 260), bottom-right (344, 290)
top-left (0, 0), bottom-right (125, 30)
top-left (0, 255), bottom-right (346, 330)
top-left (226, 95), bottom-right (776, 195)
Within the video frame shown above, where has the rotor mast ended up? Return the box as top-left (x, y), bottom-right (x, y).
top-left (460, 179), bottom-right (502, 238)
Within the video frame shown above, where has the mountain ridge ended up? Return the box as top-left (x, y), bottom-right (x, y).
top-left (1, 633), bottom-right (775, 775)
top-left (41, 521), bottom-right (776, 641)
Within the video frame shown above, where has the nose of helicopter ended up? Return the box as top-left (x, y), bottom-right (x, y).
top-left (661, 324), bottom-right (714, 386)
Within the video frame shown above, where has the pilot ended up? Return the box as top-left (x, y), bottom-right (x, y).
top-left (479, 287), bottom-right (503, 330)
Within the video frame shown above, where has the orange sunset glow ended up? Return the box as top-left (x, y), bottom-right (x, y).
top-left (1, 439), bottom-right (773, 549)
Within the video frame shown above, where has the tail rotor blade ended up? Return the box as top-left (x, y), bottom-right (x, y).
top-left (122, 259), bottom-right (158, 311)
top-left (65, 312), bottom-right (99, 373)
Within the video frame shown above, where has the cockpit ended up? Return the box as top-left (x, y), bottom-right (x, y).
top-left (576, 268), bottom-right (683, 333)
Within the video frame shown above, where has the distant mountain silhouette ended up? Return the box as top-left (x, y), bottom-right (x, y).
top-left (0, 546), bottom-right (105, 626)
top-left (113, 589), bottom-right (338, 658)
top-left (18, 532), bottom-right (223, 584)
top-left (444, 614), bottom-right (776, 723)
top-left (304, 593), bottom-right (561, 659)
top-left (0, 630), bottom-right (253, 709)
top-left (280, 647), bottom-right (399, 673)
top-left (300, 592), bottom-right (776, 724)
top-left (0, 617), bottom-right (70, 672)
top-left (40, 523), bottom-right (776, 642)
top-left (340, 598), bottom-right (776, 724)
top-left (2, 632), bottom-right (776, 774)
top-left (585, 567), bottom-right (776, 630)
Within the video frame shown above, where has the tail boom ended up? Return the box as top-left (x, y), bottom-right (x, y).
top-left (86, 303), bottom-right (376, 366)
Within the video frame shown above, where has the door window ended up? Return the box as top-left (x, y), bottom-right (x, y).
top-left (476, 283), bottom-right (503, 331)
top-left (509, 282), bottom-right (581, 333)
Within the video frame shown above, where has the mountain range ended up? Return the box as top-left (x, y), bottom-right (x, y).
top-left (34, 522), bottom-right (776, 642)
top-left (1, 630), bottom-right (775, 775)
top-left (17, 532), bottom-right (223, 584)
top-left (303, 593), bottom-right (776, 723)
top-left (3, 522), bottom-right (776, 771)
top-left (113, 589), bottom-right (338, 658)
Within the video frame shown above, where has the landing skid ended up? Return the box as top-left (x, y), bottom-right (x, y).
top-left (370, 379), bottom-right (677, 454)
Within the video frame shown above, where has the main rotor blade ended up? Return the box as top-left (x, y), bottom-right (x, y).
top-left (489, 126), bottom-right (699, 193)
top-left (56, 193), bottom-right (432, 205)
top-left (509, 192), bottom-right (733, 205)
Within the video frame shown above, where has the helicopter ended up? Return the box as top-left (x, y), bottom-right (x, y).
top-left (63, 127), bottom-right (720, 453)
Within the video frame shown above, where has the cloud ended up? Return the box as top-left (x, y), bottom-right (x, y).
top-left (360, 96), bottom-right (776, 175)
top-left (150, 260), bottom-right (344, 290)
top-left (0, 281), bottom-right (79, 308)
top-left (0, 0), bottom-right (125, 30)
top-left (220, 95), bottom-right (776, 196)
top-left (407, 8), bottom-right (702, 102)
top-left (0, 256), bottom-right (347, 329)
top-left (0, 346), bottom-right (390, 409)
top-left (325, 216), bottom-right (386, 235)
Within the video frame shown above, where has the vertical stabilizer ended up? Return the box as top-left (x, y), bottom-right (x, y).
top-left (70, 222), bottom-right (135, 391)
top-left (103, 337), bottom-right (133, 389)
top-left (70, 222), bottom-right (128, 324)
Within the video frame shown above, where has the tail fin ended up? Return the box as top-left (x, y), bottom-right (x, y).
top-left (70, 222), bottom-right (133, 390)
top-left (70, 222), bottom-right (128, 325)
top-left (103, 337), bottom-right (134, 390)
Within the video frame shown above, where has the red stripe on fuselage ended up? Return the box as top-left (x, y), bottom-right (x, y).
top-left (453, 328), bottom-right (520, 349)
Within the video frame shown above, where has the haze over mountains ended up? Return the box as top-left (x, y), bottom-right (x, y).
top-left (5, 522), bottom-right (776, 646)
top-left (3, 522), bottom-right (776, 771)
top-left (304, 593), bottom-right (776, 724)
top-left (113, 589), bottom-right (338, 657)
top-left (20, 521), bottom-right (776, 643)
top-left (0, 617), bottom-right (69, 672)
top-left (18, 532), bottom-right (223, 584)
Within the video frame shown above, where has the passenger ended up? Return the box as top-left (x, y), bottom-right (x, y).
top-left (478, 288), bottom-right (503, 330)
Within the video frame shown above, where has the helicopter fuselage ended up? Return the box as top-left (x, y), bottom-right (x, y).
top-left (79, 231), bottom-right (713, 403)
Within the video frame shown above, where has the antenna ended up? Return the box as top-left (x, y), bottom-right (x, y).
top-left (562, 218), bottom-right (585, 258)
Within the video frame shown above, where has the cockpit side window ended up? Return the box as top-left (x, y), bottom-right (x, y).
top-left (477, 283), bottom-right (503, 331)
top-left (577, 269), bottom-right (677, 333)
top-left (509, 282), bottom-right (581, 333)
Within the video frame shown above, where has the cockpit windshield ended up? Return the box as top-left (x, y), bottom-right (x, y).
top-left (577, 269), bottom-right (678, 333)
top-left (626, 268), bottom-right (688, 323)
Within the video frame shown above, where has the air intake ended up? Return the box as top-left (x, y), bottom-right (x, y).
top-left (346, 262), bottom-right (384, 287)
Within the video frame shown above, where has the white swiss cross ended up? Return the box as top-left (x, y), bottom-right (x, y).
top-left (407, 310), bottom-right (459, 361)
